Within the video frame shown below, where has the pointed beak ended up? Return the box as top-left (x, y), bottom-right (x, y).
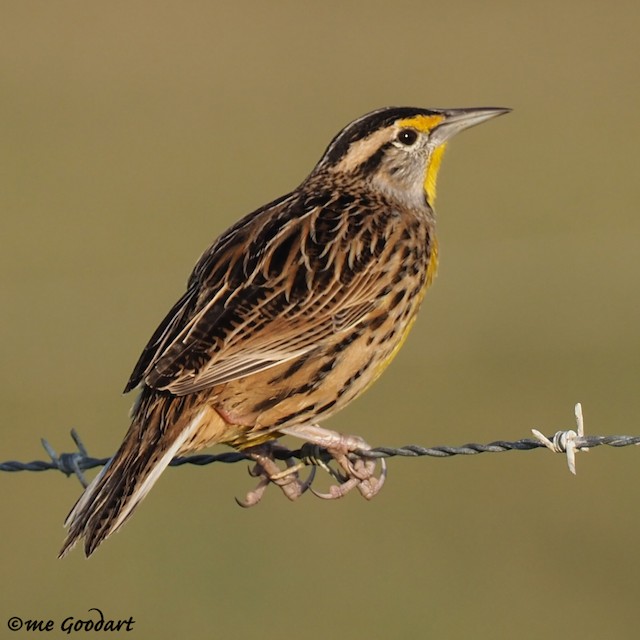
top-left (430, 107), bottom-right (511, 147)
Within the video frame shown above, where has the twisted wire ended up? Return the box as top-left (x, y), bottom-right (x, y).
top-left (2, 428), bottom-right (639, 487)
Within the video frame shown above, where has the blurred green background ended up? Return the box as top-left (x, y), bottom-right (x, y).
top-left (2, 1), bottom-right (639, 638)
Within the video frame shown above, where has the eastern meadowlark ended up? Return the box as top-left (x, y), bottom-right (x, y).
top-left (60, 105), bottom-right (510, 557)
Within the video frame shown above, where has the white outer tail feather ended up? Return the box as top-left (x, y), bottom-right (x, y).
top-left (62, 408), bottom-right (208, 554)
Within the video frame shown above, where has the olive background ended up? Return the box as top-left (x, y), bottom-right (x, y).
top-left (2, 2), bottom-right (639, 638)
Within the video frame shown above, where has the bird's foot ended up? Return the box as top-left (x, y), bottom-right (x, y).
top-left (235, 442), bottom-right (315, 508)
top-left (280, 424), bottom-right (387, 501)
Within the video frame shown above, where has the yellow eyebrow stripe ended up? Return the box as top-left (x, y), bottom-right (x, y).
top-left (397, 114), bottom-right (445, 133)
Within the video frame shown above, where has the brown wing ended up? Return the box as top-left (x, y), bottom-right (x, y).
top-left (124, 192), bottom-right (295, 393)
top-left (125, 189), bottom-right (395, 397)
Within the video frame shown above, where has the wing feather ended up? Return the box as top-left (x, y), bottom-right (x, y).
top-left (126, 189), bottom-right (398, 396)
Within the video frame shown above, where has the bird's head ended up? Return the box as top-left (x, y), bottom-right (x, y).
top-left (313, 106), bottom-right (510, 210)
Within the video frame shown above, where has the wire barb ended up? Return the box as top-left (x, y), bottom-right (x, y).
top-left (531, 402), bottom-right (590, 475)
top-left (40, 428), bottom-right (92, 487)
top-left (2, 403), bottom-right (639, 486)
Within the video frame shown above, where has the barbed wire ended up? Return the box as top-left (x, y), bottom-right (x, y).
top-left (1, 403), bottom-right (639, 488)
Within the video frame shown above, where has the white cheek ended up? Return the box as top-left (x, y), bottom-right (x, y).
top-left (371, 167), bottom-right (428, 210)
top-left (403, 182), bottom-right (430, 209)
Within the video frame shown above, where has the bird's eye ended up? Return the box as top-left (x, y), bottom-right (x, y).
top-left (397, 129), bottom-right (418, 146)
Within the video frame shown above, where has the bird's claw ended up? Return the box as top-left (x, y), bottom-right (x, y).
top-left (235, 434), bottom-right (388, 506)
top-left (235, 443), bottom-right (315, 508)
top-left (310, 452), bottom-right (387, 500)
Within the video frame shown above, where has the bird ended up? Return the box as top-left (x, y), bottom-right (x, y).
top-left (59, 105), bottom-right (510, 557)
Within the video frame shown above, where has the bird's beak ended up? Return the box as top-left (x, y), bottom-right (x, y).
top-left (430, 107), bottom-right (511, 147)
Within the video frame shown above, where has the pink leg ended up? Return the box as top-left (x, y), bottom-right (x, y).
top-left (280, 424), bottom-right (387, 500)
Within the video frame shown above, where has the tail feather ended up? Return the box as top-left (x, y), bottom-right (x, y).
top-left (59, 392), bottom-right (207, 558)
